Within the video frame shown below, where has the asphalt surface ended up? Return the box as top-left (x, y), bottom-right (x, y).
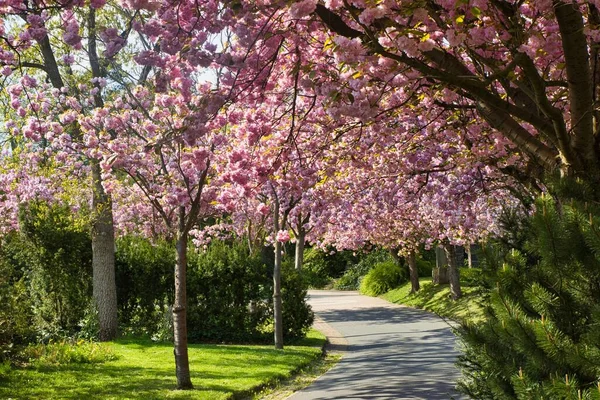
top-left (287, 290), bottom-right (466, 400)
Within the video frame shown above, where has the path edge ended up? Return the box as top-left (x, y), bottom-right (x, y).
top-left (312, 315), bottom-right (348, 353)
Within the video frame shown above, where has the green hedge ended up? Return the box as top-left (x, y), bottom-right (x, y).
top-left (187, 241), bottom-right (313, 343)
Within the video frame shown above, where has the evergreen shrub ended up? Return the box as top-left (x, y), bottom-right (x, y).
top-left (334, 249), bottom-right (391, 290)
top-left (115, 236), bottom-right (174, 338)
top-left (457, 189), bottom-right (600, 399)
top-left (359, 260), bottom-right (407, 296)
top-left (302, 248), bottom-right (359, 288)
top-left (458, 267), bottom-right (484, 287)
top-left (187, 241), bottom-right (313, 342)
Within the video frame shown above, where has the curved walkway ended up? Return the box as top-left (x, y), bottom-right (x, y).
top-left (288, 290), bottom-right (466, 400)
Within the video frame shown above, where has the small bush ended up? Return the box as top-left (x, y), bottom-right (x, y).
top-left (416, 257), bottom-right (434, 277)
top-left (459, 268), bottom-right (483, 286)
top-left (360, 260), bottom-right (407, 296)
top-left (22, 340), bottom-right (118, 366)
top-left (279, 261), bottom-right (314, 339)
top-left (302, 248), bottom-right (359, 288)
top-left (334, 250), bottom-right (391, 290)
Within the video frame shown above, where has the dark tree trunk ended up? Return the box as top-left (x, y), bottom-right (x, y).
top-left (407, 250), bottom-right (420, 293)
top-left (91, 160), bottom-right (118, 341)
top-left (444, 245), bottom-right (462, 300)
top-left (294, 227), bottom-right (305, 270)
top-left (173, 208), bottom-right (193, 389)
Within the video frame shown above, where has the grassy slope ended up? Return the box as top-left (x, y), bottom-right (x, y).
top-left (0, 331), bottom-right (325, 400)
top-left (381, 278), bottom-right (485, 324)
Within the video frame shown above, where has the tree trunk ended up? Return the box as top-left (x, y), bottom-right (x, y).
top-left (273, 200), bottom-right (283, 350)
top-left (444, 245), bottom-right (462, 300)
top-left (407, 250), bottom-right (420, 293)
top-left (91, 160), bottom-right (118, 341)
top-left (173, 208), bottom-right (193, 389)
top-left (433, 246), bottom-right (449, 285)
top-left (466, 245), bottom-right (472, 268)
top-left (294, 227), bottom-right (305, 270)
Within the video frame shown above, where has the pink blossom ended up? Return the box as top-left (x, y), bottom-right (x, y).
top-left (276, 230), bottom-right (290, 243)
top-left (289, 0), bottom-right (317, 19)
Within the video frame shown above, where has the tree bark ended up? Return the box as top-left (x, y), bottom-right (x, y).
top-left (91, 160), bottom-right (118, 341)
top-left (294, 227), bottom-right (305, 270)
top-left (273, 199), bottom-right (284, 350)
top-left (433, 246), bottom-right (449, 285)
top-left (466, 245), bottom-right (472, 269)
top-left (173, 207), bottom-right (193, 389)
top-left (407, 250), bottom-right (420, 294)
top-left (88, 7), bottom-right (117, 341)
top-left (444, 245), bottom-right (462, 300)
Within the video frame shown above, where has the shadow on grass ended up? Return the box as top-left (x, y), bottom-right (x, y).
top-left (384, 279), bottom-right (485, 324)
top-left (1, 336), bottom-right (325, 400)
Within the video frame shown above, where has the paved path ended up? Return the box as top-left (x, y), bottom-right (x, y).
top-left (288, 290), bottom-right (465, 400)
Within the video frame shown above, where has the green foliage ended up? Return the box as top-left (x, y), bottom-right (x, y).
top-left (334, 249), bottom-right (391, 290)
top-left (459, 267), bottom-right (484, 287)
top-left (302, 248), bottom-right (358, 288)
top-left (456, 191), bottom-right (600, 400)
top-left (0, 203), bottom-right (93, 351)
top-left (0, 239), bottom-right (36, 361)
top-left (115, 236), bottom-right (174, 338)
top-left (359, 260), bottom-right (407, 296)
top-left (280, 261), bottom-right (314, 340)
top-left (17, 203), bottom-right (93, 339)
top-left (416, 256), bottom-right (434, 277)
top-left (21, 339), bottom-right (118, 366)
top-left (187, 240), bottom-right (271, 342)
top-left (187, 241), bottom-right (313, 343)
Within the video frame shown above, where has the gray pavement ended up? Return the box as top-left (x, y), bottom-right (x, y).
top-left (288, 290), bottom-right (465, 400)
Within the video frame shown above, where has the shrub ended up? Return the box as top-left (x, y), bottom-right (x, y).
top-left (187, 240), bottom-right (313, 343)
top-left (302, 248), bottom-right (359, 288)
top-left (302, 248), bottom-right (333, 288)
top-left (21, 339), bottom-right (118, 366)
top-left (0, 242), bottom-right (35, 361)
top-left (279, 261), bottom-right (314, 339)
top-left (187, 241), bottom-right (270, 342)
top-left (416, 256), bottom-right (434, 277)
top-left (0, 203), bottom-right (92, 345)
top-left (334, 249), bottom-right (391, 290)
top-left (459, 267), bottom-right (483, 287)
top-left (359, 260), bottom-right (407, 296)
top-left (457, 189), bottom-right (600, 399)
top-left (115, 236), bottom-right (174, 338)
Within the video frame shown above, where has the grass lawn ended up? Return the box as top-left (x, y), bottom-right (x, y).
top-left (381, 277), bottom-right (485, 324)
top-left (0, 330), bottom-right (325, 400)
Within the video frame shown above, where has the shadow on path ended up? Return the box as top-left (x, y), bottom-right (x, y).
top-left (287, 291), bottom-right (466, 400)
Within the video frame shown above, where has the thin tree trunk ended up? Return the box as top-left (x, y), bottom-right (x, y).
top-left (407, 250), bottom-right (420, 294)
top-left (91, 160), bottom-right (118, 341)
top-left (444, 245), bottom-right (462, 300)
top-left (466, 245), bottom-right (472, 268)
top-left (273, 199), bottom-right (283, 350)
top-left (173, 207), bottom-right (193, 389)
top-left (294, 227), bottom-right (305, 270)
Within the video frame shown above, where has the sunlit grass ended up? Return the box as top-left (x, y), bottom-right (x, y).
top-left (382, 278), bottom-right (485, 324)
top-left (0, 330), bottom-right (325, 400)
